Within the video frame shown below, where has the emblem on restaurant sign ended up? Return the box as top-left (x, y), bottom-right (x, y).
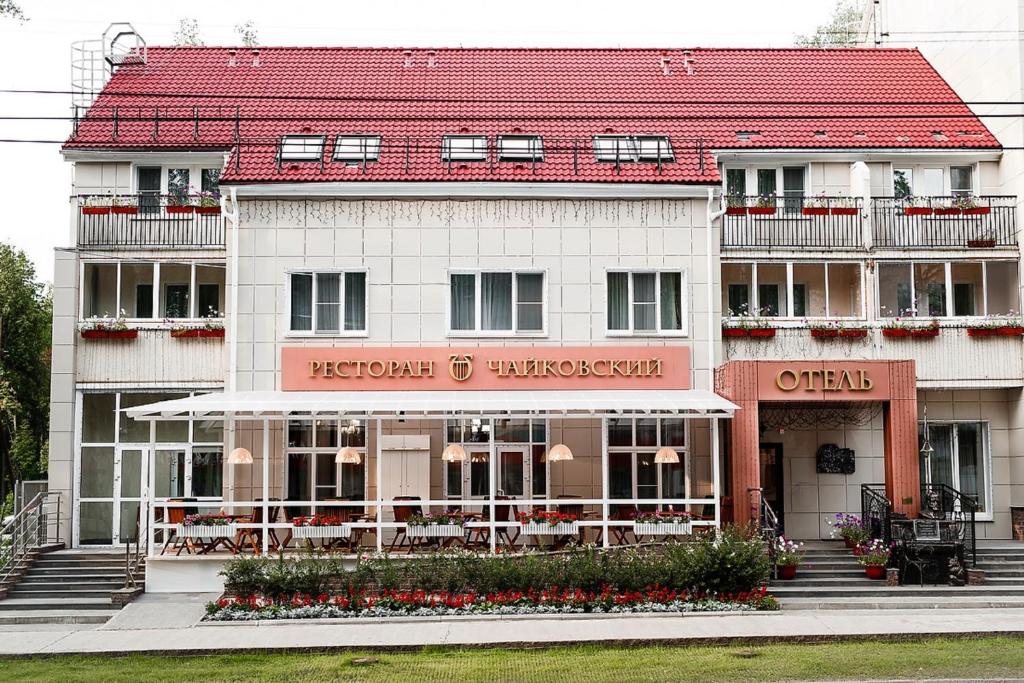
top-left (448, 354), bottom-right (474, 382)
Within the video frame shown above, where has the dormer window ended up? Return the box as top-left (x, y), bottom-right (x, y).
top-left (442, 135), bottom-right (487, 161)
top-left (593, 135), bottom-right (672, 163)
top-left (498, 135), bottom-right (544, 161)
top-left (334, 135), bottom-right (381, 162)
top-left (279, 135), bottom-right (326, 161)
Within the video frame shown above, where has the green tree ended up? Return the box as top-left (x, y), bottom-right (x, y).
top-left (795, 0), bottom-right (864, 48)
top-left (173, 18), bottom-right (204, 47)
top-left (0, 0), bottom-right (25, 21)
top-left (235, 20), bottom-right (259, 47)
top-left (0, 243), bottom-right (51, 509)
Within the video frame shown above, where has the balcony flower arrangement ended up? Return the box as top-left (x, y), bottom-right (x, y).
top-left (78, 311), bottom-right (138, 340)
top-left (748, 195), bottom-right (777, 216)
top-left (954, 194), bottom-right (990, 216)
top-left (166, 192), bottom-right (195, 214)
top-left (723, 305), bottom-right (776, 339)
top-left (291, 514), bottom-right (351, 540)
top-left (880, 311), bottom-right (940, 339)
top-left (801, 193), bottom-right (830, 216)
top-left (725, 195), bottom-right (748, 216)
top-left (81, 195), bottom-right (112, 215)
top-left (110, 195), bottom-right (139, 215)
top-left (773, 536), bottom-right (804, 580)
top-left (966, 314), bottom-right (1024, 337)
top-left (517, 510), bottom-right (579, 535)
top-left (853, 538), bottom-right (893, 580)
top-left (406, 512), bottom-right (466, 538)
top-left (169, 312), bottom-right (226, 339)
top-left (934, 197), bottom-right (962, 216)
top-left (829, 195), bottom-right (859, 216)
top-left (195, 190), bottom-right (222, 215)
top-left (901, 195), bottom-right (933, 216)
top-left (826, 512), bottom-right (869, 549)
top-left (633, 510), bottom-right (693, 536)
top-left (179, 513), bottom-right (236, 538)
top-left (807, 319), bottom-right (869, 339)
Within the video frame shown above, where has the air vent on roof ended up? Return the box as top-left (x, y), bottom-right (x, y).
top-left (735, 131), bottom-right (760, 141)
top-left (251, 48), bottom-right (260, 68)
top-left (932, 130), bottom-right (948, 141)
top-left (681, 50), bottom-right (695, 76)
top-left (813, 130), bottom-right (827, 139)
top-left (227, 48), bottom-right (237, 67)
top-left (402, 49), bottom-right (414, 68)
top-left (426, 50), bottom-right (437, 68)
top-left (659, 54), bottom-right (672, 76)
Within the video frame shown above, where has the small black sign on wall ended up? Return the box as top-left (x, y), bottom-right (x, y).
top-left (816, 443), bottom-right (855, 474)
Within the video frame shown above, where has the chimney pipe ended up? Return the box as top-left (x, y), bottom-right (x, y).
top-left (251, 48), bottom-right (260, 67)
top-left (402, 49), bottom-right (414, 68)
top-left (659, 55), bottom-right (672, 76)
top-left (681, 50), bottom-right (695, 76)
top-left (227, 48), bottom-right (237, 67)
top-left (426, 49), bottom-right (437, 68)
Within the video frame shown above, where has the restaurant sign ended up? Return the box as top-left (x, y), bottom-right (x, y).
top-left (281, 346), bottom-right (691, 391)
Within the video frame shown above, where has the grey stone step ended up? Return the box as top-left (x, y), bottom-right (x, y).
top-left (0, 598), bottom-right (114, 611)
top-left (771, 584), bottom-right (1024, 598)
top-left (8, 588), bottom-right (116, 599)
top-left (14, 579), bottom-right (125, 588)
top-left (779, 596), bottom-right (1024, 610)
top-left (0, 609), bottom-right (117, 625)
top-left (784, 569), bottom-right (865, 578)
top-left (774, 578), bottom-right (881, 588)
top-left (20, 573), bottom-right (129, 583)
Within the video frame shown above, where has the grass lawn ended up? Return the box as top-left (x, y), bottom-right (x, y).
top-left (1, 636), bottom-right (1023, 682)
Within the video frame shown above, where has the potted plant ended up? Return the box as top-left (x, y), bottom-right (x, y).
top-left (406, 512), bottom-right (466, 538)
top-left (81, 195), bottom-right (112, 215)
top-left (881, 316), bottom-right (940, 339)
top-left (934, 198), bottom-right (961, 216)
top-left (773, 536), bottom-right (804, 580)
top-left (801, 194), bottom-right (830, 216)
top-left (633, 510), bottom-right (693, 536)
top-left (854, 538), bottom-right (892, 580)
top-left (808, 320), bottom-right (869, 339)
top-left (723, 305), bottom-right (776, 339)
top-left (826, 512), bottom-right (869, 549)
top-left (170, 314), bottom-right (226, 339)
top-left (902, 196), bottom-right (933, 216)
top-left (967, 314), bottom-right (1024, 337)
top-left (195, 190), bottom-right (222, 215)
top-left (725, 195), bottom-right (748, 216)
top-left (748, 195), bottom-right (776, 216)
top-left (78, 312), bottom-right (137, 340)
top-left (291, 514), bottom-right (351, 540)
top-left (166, 192), bottom-right (195, 214)
top-left (829, 196), bottom-right (859, 216)
top-left (955, 195), bottom-right (991, 216)
top-left (179, 513), bottom-right (236, 539)
top-left (110, 195), bottom-right (139, 215)
top-left (517, 510), bottom-right (578, 535)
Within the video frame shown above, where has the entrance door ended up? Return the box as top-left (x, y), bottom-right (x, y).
top-left (758, 443), bottom-right (784, 532)
top-left (78, 446), bottom-right (149, 546)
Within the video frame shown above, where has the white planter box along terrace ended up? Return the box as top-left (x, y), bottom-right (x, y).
top-left (521, 522), bottom-right (579, 536)
top-left (633, 522), bottom-right (693, 536)
top-left (177, 524), bottom-right (236, 538)
top-left (291, 525), bottom-right (352, 540)
top-left (406, 524), bottom-right (465, 538)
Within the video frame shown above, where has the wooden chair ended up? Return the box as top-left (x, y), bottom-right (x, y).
top-left (161, 499), bottom-right (195, 555)
top-left (494, 495), bottom-right (520, 549)
top-left (235, 503), bottom-right (266, 554)
top-left (389, 496), bottom-right (427, 553)
top-left (595, 504), bottom-right (638, 546)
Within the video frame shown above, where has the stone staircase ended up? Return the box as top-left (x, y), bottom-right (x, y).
top-left (773, 540), bottom-right (1024, 610)
top-left (0, 549), bottom-right (142, 625)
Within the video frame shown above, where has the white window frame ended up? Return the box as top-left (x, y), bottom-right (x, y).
top-left (497, 135), bottom-right (544, 161)
top-left (441, 135), bottom-right (488, 162)
top-left (874, 260), bottom-right (1017, 319)
top-left (131, 164), bottom-right (223, 198)
top-left (918, 419), bottom-right (993, 521)
top-left (78, 260), bottom-right (225, 323)
top-left (333, 135), bottom-right (381, 162)
top-left (606, 417), bottom-right (690, 503)
top-left (279, 135), bottom-right (326, 162)
top-left (283, 417), bottom-right (368, 514)
top-left (285, 269), bottom-right (369, 337)
top-left (445, 269), bottom-right (548, 338)
top-left (444, 418), bottom-right (549, 501)
top-left (593, 135), bottom-right (673, 163)
top-left (889, 163), bottom-right (979, 197)
top-left (605, 269), bottom-right (689, 337)
top-left (722, 261), bottom-right (866, 320)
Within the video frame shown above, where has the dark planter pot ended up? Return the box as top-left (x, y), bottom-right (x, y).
top-left (195, 206), bottom-right (222, 215)
top-left (748, 207), bottom-right (776, 216)
top-left (830, 207), bottom-right (859, 216)
top-left (81, 329), bottom-right (138, 340)
top-left (725, 207), bottom-right (748, 216)
top-left (935, 207), bottom-right (962, 216)
top-left (882, 328), bottom-right (911, 338)
top-left (111, 206), bottom-right (138, 215)
top-left (967, 239), bottom-right (996, 248)
top-left (801, 207), bottom-right (829, 216)
top-left (81, 206), bottom-right (110, 215)
top-left (864, 564), bottom-right (887, 580)
top-left (747, 328), bottom-right (776, 338)
top-left (171, 328), bottom-right (225, 338)
top-left (904, 207), bottom-right (933, 216)
top-left (722, 328), bottom-right (748, 338)
top-left (777, 564), bottom-right (798, 580)
top-left (962, 207), bottom-right (991, 215)
top-left (166, 205), bottom-right (195, 214)
top-left (844, 537), bottom-right (857, 549)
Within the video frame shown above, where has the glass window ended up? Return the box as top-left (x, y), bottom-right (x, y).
top-left (449, 272), bottom-right (545, 334)
top-left (82, 393), bottom-right (116, 443)
top-left (607, 271), bottom-right (685, 334)
top-left (445, 459), bottom-right (462, 498)
top-left (201, 168), bottom-right (221, 194)
top-left (532, 444), bottom-right (547, 496)
top-left (609, 452), bottom-right (632, 499)
top-left (894, 168), bottom-right (913, 199)
top-left (288, 420), bottom-right (313, 448)
top-left (725, 168), bottom-right (746, 197)
top-left (756, 168), bottom-right (777, 197)
top-left (344, 272), bottom-right (367, 331)
top-left (756, 264), bottom-right (787, 316)
top-left (450, 273), bottom-right (476, 331)
top-left (168, 169), bottom-right (189, 200)
top-left (192, 449), bottom-right (223, 497)
top-left (154, 449), bottom-right (186, 498)
top-left (722, 264), bottom-right (752, 316)
top-left (280, 135), bottom-right (325, 161)
top-left (161, 263), bottom-right (192, 318)
top-left (315, 273), bottom-right (341, 333)
top-left (632, 273), bottom-right (657, 331)
top-left (594, 136), bottom-right (637, 162)
top-left (290, 273), bottom-right (313, 331)
top-left (287, 453), bottom-right (311, 502)
top-left (79, 502), bottom-right (113, 545)
top-left (951, 262), bottom-right (983, 317)
top-left (442, 135), bottom-right (487, 161)
top-left (481, 272), bottom-right (513, 331)
top-left (950, 166), bottom-right (973, 196)
top-left (915, 263), bottom-right (947, 317)
top-left (82, 263), bottom-right (118, 319)
top-left (196, 265), bottom-right (224, 318)
top-left (635, 136), bottom-right (673, 162)
top-left (606, 418), bottom-right (688, 504)
top-left (80, 447), bottom-right (114, 498)
top-left (288, 271), bottom-right (366, 334)
top-left (919, 421), bottom-right (989, 513)
top-left (878, 263), bottom-right (914, 317)
top-left (607, 272), bottom-right (629, 330)
top-left (827, 263), bottom-right (862, 317)
top-left (495, 419), bottom-right (531, 443)
top-left (498, 135), bottom-right (543, 161)
top-left (782, 166), bottom-right (805, 213)
top-left (119, 264), bottom-right (154, 319)
top-left (333, 135), bottom-right (381, 162)
top-left (516, 273), bottom-right (544, 331)
top-left (792, 264), bottom-right (826, 318)
top-left (985, 261), bottom-right (1019, 315)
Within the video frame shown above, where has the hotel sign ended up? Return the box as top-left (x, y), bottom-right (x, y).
top-left (756, 361), bottom-right (890, 401)
top-left (775, 368), bottom-right (874, 393)
top-left (281, 346), bottom-right (691, 391)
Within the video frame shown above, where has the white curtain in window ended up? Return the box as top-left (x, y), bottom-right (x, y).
top-left (450, 274), bottom-right (476, 330)
top-left (632, 273), bottom-right (657, 331)
top-left (290, 273), bottom-right (313, 331)
top-left (607, 272), bottom-right (629, 330)
top-left (344, 272), bottom-right (366, 331)
top-left (516, 273), bottom-right (543, 331)
top-left (482, 272), bottom-right (512, 330)
top-left (315, 273), bottom-right (341, 333)
top-left (660, 272), bottom-right (682, 330)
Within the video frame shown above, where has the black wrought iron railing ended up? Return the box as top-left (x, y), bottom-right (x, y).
top-left (722, 195), bottom-right (863, 249)
top-left (872, 196), bottom-right (1017, 249)
top-left (860, 483), bottom-right (892, 545)
top-left (921, 482), bottom-right (978, 567)
top-left (748, 487), bottom-right (780, 575)
top-left (77, 194), bottom-right (225, 248)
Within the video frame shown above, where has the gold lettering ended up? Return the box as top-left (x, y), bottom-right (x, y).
top-left (836, 370), bottom-right (856, 391)
top-left (556, 359), bottom-right (574, 376)
top-left (542, 359), bottom-right (556, 376)
top-left (578, 359), bottom-right (590, 377)
top-left (858, 369), bottom-right (872, 391)
top-left (803, 369), bottom-right (820, 391)
top-left (367, 360), bottom-right (386, 378)
top-left (775, 369), bottom-right (800, 391)
top-left (822, 369), bottom-right (836, 391)
top-left (592, 359), bottom-right (608, 376)
top-left (322, 362), bottom-right (334, 378)
top-left (308, 360), bottom-right (322, 377)
top-left (648, 359), bottom-right (663, 377)
top-left (524, 359), bottom-right (538, 376)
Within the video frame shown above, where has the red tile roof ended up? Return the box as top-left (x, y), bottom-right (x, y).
top-left (65, 47), bottom-right (999, 185)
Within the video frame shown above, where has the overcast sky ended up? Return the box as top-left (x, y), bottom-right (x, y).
top-left (0, 0), bottom-right (835, 282)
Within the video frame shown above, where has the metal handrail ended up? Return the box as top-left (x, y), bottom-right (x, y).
top-left (860, 483), bottom-right (892, 545)
top-left (747, 487), bottom-right (780, 573)
top-left (922, 482), bottom-right (978, 567)
top-left (0, 492), bottom-right (62, 587)
top-left (125, 501), bottom-right (148, 589)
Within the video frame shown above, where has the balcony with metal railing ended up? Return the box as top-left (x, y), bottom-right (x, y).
top-left (76, 194), bottom-right (225, 249)
top-left (871, 196), bottom-right (1017, 250)
top-left (722, 195), bottom-right (864, 250)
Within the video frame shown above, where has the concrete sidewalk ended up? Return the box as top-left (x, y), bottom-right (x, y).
top-left (2, 594), bottom-right (1024, 656)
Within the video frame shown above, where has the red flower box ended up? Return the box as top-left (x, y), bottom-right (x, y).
top-left (910, 327), bottom-right (940, 338)
top-left (81, 206), bottom-right (110, 215)
top-left (747, 328), bottom-right (776, 338)
top-left (801, 207), bottom-right (829, 216)
top-left (934, 207), bottom-right (961, 216)
top-left (111, 206), bottom-right (138, 215)
top-left (839, 329), bottom-right (869, 338)
top-left (830, 207), bottom-right (859, 216)
top-left (882, 328), bottom-right (911, 338)
top-left (166, 205), bottom-right (194, 214)
top-left (962, 207), bottom-right (991, 215)
top-left (904, 207), bottom-right (933, 216)
top-left (171, 328), bottom-right (225, 338)
top-left (81, 329), bottom-right (138, 340)
top-left (967, 239), bottom-right (996, 248)
top-left (722, 328), bottom-right (749, 338)
top-left (967, 327), bottom-right (996, 337)
top-left (195, 206), bottom-right (222, 215)
top-left (998, 326), bottom-right (1024, 336)
top-left (725, 207), bottom-right (748, 216)
top-left (748, 207), bottom-right (776, 216)
top-left (810, 328), bottom-right (839, 338)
